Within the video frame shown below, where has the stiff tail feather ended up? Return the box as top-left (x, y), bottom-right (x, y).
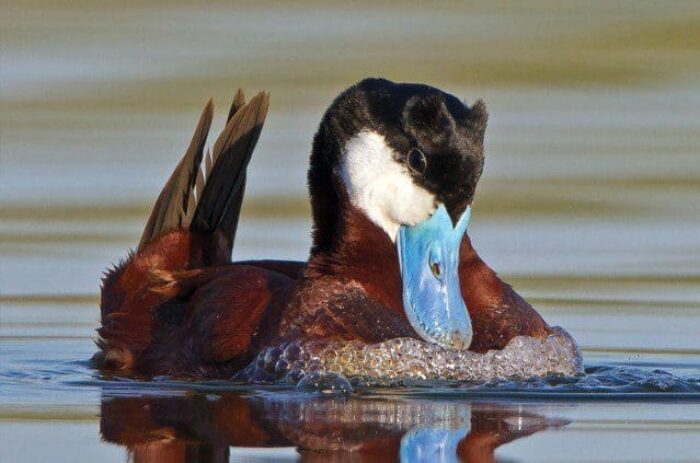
top-left (96, 89), bottom-right (269, 372)
top-left (138, 89), bottom-right (269, 258)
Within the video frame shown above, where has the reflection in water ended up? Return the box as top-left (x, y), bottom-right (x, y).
top-left (100, 392), bottom-right (568, 462)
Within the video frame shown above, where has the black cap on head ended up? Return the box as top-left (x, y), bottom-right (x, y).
top-left (309, 78), bottom-right (488, 253)
top-left (398, 86), bottom-right (487, 224)
top-left (338, 78), bottom-right (487, 224)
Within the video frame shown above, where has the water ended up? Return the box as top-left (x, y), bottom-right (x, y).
top-left (2, 1), bottom-right (700, 461)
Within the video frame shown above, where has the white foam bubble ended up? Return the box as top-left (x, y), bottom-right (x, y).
top-left (236, 327), bottom-right (583, 384)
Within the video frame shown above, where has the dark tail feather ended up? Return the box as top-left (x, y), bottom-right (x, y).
top-left (191, 91), bottom-right (269, 257)
top-left (228, 88), bottom-right (246, 121)
top-left (138, 100), bottom-right (213, 251)
top-left (137, 90), bottom-right (269, 259)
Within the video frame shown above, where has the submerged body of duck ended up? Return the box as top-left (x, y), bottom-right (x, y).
top-left (95, 78), bottom-right (580, 380)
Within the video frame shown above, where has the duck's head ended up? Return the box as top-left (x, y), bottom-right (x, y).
top-left (308, 78), bottom-right (488, 350)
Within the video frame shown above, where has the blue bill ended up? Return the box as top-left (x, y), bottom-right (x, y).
top-left (399, 426), bottom-right (470, 463)
top-left (397, 204), bottom-right (472, 349)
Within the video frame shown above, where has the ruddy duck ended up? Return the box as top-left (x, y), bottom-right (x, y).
top-left (96, 78), bottom-right (556, 378)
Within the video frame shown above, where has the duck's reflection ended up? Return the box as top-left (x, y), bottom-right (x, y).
top-left (100, 391), bottom-right (568, 462)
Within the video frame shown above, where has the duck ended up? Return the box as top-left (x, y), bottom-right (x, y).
top-left (96, 78), bottom-right (554, 378)
top-left (100, 392), bottom-right (563, 461)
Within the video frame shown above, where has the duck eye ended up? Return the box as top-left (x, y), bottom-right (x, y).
top-left (407, 148), bottom-right (427, 174)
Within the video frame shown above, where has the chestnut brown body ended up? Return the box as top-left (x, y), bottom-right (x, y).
top-left (96, 81), bottom-right (552, 378)
top-left (97, 209), bottom-right (550, 377)
top-left (100, 392), bottom-right (565, 462)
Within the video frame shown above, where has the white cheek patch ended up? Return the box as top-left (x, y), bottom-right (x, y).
top-left (338, 130), bottom-right (437, 241)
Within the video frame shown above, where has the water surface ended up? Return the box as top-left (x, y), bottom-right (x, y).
top-left (1, 1), bottom-right (700, 461)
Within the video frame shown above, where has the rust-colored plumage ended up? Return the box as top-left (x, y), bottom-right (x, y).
top-left (99, 393), bottom-right (563, 462)
top-left (96, 87), bottom-right (552, 378)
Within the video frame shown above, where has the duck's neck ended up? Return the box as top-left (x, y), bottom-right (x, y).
top-left (306, 205), bottom-right (405, 316)
top-left (306, 117), bottom-right (406, 313)
top-left (308, 120), bottom-right (342, 256)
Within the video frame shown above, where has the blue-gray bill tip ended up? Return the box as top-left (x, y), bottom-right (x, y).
top-left (397, 204), bottom-right (472, 350)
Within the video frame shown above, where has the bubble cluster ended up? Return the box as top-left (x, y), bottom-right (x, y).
top-left (235, 327), bottom-right (582, 385)
top-left (295, 371), bottom-right (354, 394)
